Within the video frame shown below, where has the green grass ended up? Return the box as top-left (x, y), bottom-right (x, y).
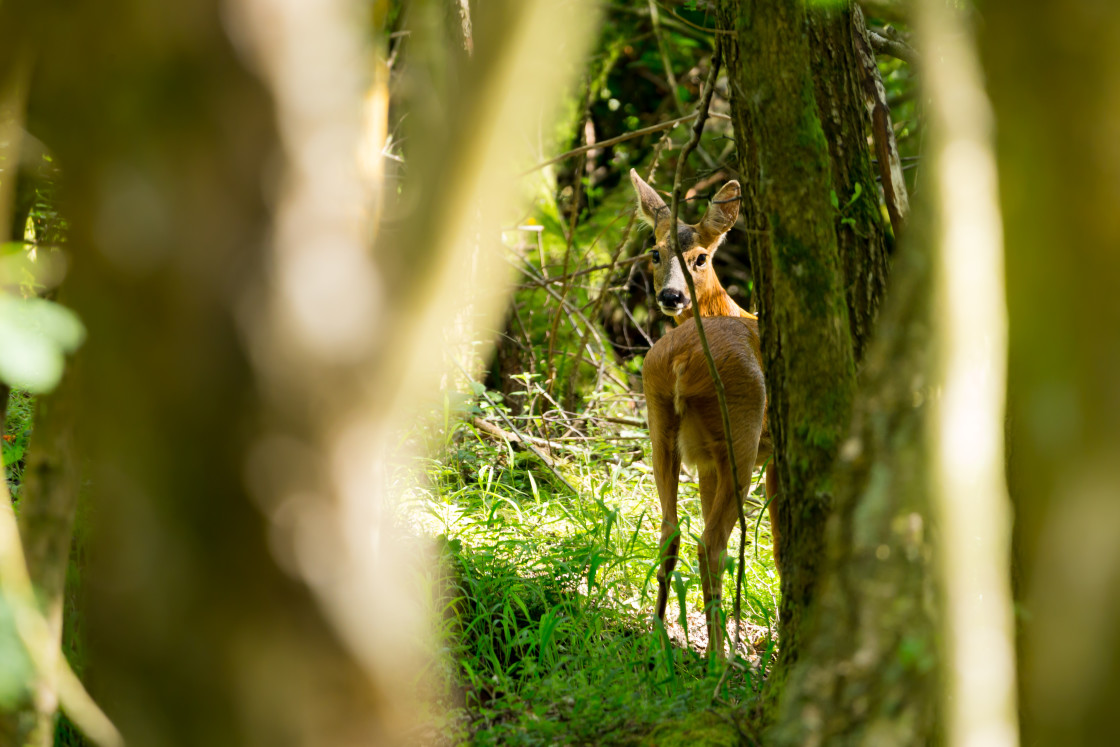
top-left (401, 394), bottom-right (781, 745)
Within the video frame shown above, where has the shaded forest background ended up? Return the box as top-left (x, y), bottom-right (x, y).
top-left (0, 0), bottom-right (1118, 745)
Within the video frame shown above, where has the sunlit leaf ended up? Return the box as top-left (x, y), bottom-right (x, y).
top-left (0, 293), bottom-right (86, 393)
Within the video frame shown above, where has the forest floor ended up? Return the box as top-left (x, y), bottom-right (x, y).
top-left (399, 396), bottom-right (781, 745)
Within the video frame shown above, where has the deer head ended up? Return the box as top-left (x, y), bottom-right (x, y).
top-left (630, 168), bottom-right (740, 319)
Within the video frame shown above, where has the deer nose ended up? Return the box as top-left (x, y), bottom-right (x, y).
top-left (657, 288), bottom-right (686, 309)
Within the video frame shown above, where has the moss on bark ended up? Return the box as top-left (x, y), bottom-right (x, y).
top-left (717, 0), bottom-right (858, 718)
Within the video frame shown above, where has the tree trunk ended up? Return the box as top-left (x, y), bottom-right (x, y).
top-left (13, 376), bottom-right (81, 747)
top-left (807, 3), bottom-right (891, 363)
top-left (710, 12), bottom-right (769, 315)
top-left (20, 1), bottom-right (388, 743)
top-left (982, 1), bottom-right (1120, 743)
top-left (766, 201), bottom-right (939, 746)
top-left (717, 0), bottom-right (858, 710)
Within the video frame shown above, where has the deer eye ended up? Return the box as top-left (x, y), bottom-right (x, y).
top-left (650, 249), bottom-right (661, 264)
top-left (694, 253), bottom-right (708, 268)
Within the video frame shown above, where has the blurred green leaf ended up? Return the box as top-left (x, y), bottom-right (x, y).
top-left (0, 293), bottom-right (86, 393)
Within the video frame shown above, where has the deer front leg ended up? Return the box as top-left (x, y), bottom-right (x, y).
top-left (652, 454), bottom-right (681, 623)
top-left (649, 401), bottom-right (681, 624)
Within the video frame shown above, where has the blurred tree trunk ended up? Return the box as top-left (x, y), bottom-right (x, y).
top-left (5, 0), bottom-right (598, 743)
top-left (11, 376), bottom-right (81, 747)
top-left (807, 3), bottom-right (891, 362)
top-left (982, 2), bottom-right (1120, 744)
top-left (716, 0), bottom-right (858, 711)
top-left (5, 145), bottom-right (82, 744)
top-left (0, 43), bottom-right (30, 446)
top-left (16, 1), bottom-right (387, 744)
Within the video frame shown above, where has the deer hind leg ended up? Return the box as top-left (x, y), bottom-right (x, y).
top-left (698, 465), bottom-right (741, 658)
top-left (648, 399), bottom-right (682, 624)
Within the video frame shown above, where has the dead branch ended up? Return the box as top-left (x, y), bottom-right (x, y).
top-left (868, 27), bottom-right (920, 65)
top-left (854, 6), bottom-right (911, 235)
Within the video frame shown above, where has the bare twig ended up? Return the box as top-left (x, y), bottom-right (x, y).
top-left (545, 71), bottom-right (599, 392)
top-left (454, 365), bottom-right (582, 497)
top-left (868, 27), bottom-right (920, 64)
top-left (853, 5), bottom-right (910, 235)
top-left (523, 111), bottom-right (730, 175)
top-left (663, 39), bottom-right (750, 656)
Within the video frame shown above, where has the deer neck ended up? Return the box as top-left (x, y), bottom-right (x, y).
top-left (676, 279), bottom-right (748, 324)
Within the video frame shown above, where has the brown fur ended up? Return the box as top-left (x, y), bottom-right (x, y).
top-left (632, 170), bottom-right (779, 657)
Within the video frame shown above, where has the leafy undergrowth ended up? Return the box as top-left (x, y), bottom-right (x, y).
top-left (401, 395), bottom-right (781, 745)
top-left (3, 387), bottom-right (35, 499)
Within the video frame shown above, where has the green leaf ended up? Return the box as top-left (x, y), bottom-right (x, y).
top-left (587, 548), bottom-right (603, 589)
top-left (1, 429), bottom-right (27, 467)
top-left (672, 570), bottom-right (688, 631)
top-left (829, 189), bottom-right (840, 210)
top-left (842, 181), bottom-right (864, 211)
top-left (0, 294), bottom-right (86, 393)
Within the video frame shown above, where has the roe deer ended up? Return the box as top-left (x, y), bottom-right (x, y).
top-left (631, 169), bottom-right (777, 657)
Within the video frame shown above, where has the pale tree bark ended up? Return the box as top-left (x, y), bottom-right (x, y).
top-left (917, 2), bottom-right (1019, 744)
top-left (982, 1), bottom-right (1120, 744)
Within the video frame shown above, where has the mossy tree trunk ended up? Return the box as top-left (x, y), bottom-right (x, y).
top-left (766, 211), bottom-right (940, 745)
top-left (716, 0), bottom-right (858, 705)
top-left (983, 1), bottom-right (1120, 743)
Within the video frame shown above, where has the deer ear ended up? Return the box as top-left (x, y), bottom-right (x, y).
top-left (698, 180), bottom-right (740, 243)
top-left (630, 169), bottom-right (669, 236)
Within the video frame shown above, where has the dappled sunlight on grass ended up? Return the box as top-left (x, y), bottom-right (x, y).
top-left (397, 402), bottom-right (780, 744)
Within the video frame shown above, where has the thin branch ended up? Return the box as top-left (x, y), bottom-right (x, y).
top-left (0, 479), bottom-right (123, 747)
top-left (648, 0), bottom-right (686, 117)
top-left (516, 253), bottom-right (648, 290)
top-left (868, 28), bottom-right (920, 65)
top-left (656, 1), bottom-right (736, 36)
top-left (523, 111), bottom-right (731, 175)
top-left (854, 6), bottom-right (910, 235)
top-left (663, 39), bottom-right (750, 657)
